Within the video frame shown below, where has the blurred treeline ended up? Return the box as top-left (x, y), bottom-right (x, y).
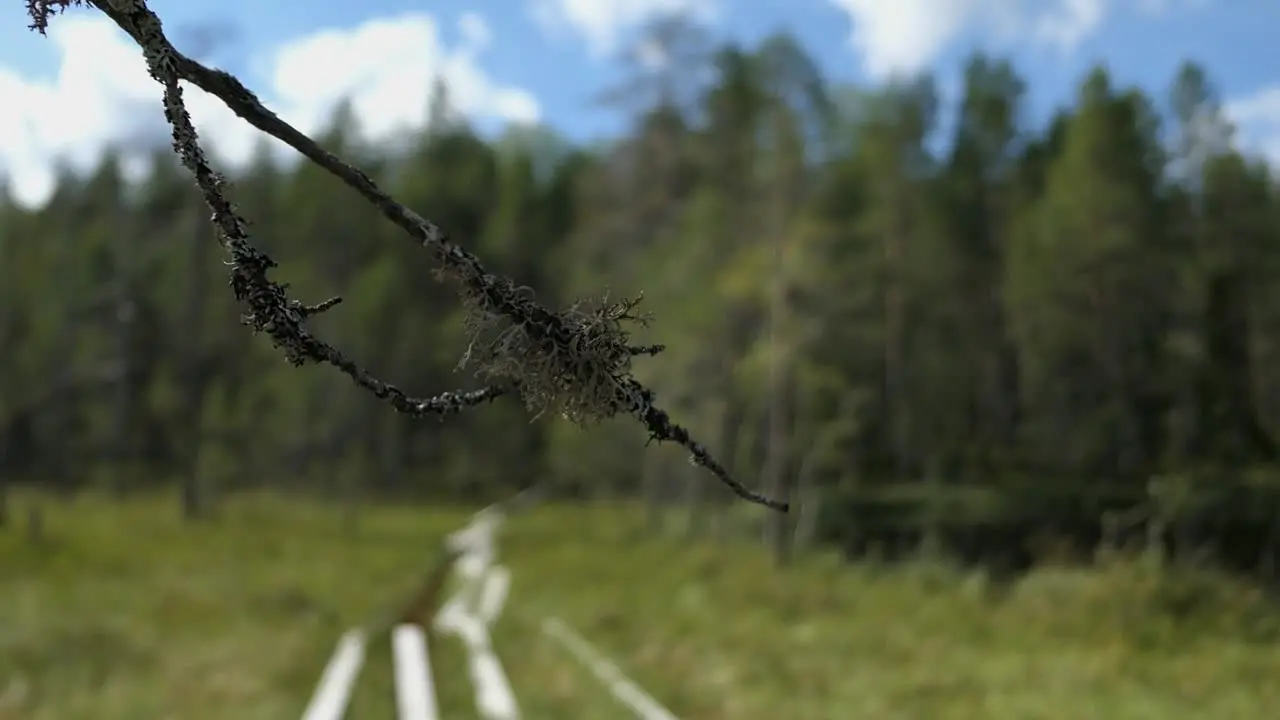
top-left (4, 24), bottom-right (1280, 579)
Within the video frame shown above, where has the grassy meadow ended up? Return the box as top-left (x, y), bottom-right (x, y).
top-left (2, 492), bottom-right (1280, 719)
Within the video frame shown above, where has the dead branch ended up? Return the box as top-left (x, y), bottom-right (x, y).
top-left (26, 0), bottom-right (786, 511)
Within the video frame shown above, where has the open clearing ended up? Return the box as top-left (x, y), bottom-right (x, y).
top-left (3, 493), bottom-right (1280, 719)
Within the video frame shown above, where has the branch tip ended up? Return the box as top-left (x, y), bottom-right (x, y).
top-left (296, 296), bottom-right (343, 318)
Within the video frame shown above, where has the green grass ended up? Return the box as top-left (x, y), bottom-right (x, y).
top-left (3, 492), bottom-right (1280, 719)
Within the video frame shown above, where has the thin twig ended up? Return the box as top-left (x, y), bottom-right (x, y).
top-left (26, 0), bottom-right (788, 512)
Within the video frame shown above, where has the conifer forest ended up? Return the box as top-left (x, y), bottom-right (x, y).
top-left (5, 26), bottom-right (1280, 581)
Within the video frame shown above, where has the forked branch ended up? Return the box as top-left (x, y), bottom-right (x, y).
top-left (26, 0), bottom-right (788, 512)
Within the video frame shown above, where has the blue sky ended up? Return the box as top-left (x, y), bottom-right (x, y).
top-left (1, 0), bottom-right (1278, 206)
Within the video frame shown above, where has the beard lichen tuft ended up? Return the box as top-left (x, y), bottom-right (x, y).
top-left (452, 273), bottom-right (654, 426)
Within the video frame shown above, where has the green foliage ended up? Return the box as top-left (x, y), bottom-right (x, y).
top-left (5, 8), bottom-right (1280, 571)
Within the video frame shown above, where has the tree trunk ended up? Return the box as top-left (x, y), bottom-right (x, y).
top-left (763, 168), bottom-right (794, 566)
top-left (180, 202), bottom-right (212, 520)
top-left (110, 207), bottom-right (138, 499)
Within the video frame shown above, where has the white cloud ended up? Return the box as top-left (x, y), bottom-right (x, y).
top-left (828, 0), bottom-right (999, 80)
top-left (635, 35), bottom-right (671, 71)
top-left (1033, 0), bottom-right (1106, 52)
top-left (458, 12), bottom-right (493, 51)
top-left (829, 0), bottom-right (1193, 80)
top-left (530, 0), bottom-right (717, 57)
top-left (0, 11), bottom-right (539, 208)
top-left (1226, 86), bottom-right (1280, 168)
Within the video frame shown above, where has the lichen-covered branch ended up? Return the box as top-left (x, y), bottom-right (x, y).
top-left (26, 0), bottom-right (788, 512)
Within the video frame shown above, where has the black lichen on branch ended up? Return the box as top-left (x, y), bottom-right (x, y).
top-left (26, 0), bottom-right (788, 512)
